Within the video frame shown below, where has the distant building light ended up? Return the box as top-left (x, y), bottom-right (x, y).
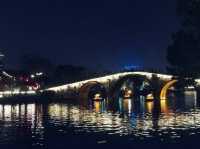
top-left (25, 78), bottom-right (29, 82)
top-left (30, 74), bottom-right (35, 78)
top-left (0, 53), bottom-right (4, 57)
top-left (36, 72), bottom-right (43, 76)
top-left (31, 83), bottom-right (40, 90)
top-left (28, 86), bottom-right (32, 90)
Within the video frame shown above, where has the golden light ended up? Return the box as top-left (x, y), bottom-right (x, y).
top-left (124, 89), bottom-right (132, 98)
top-left (160, 80), bottom-right (178, 100)
top-left (160, 99), bottom-right (168, 113)
top-left (94, 93), bottom-right (102, 100)
top-left (146, 93), bottom-right (154, 101)
top-left (94, 101), bottom-right (100, 113)
top-left (123, 99), bottom-right (132, 113)
top-left (146, 102), bottom-right (154, 113)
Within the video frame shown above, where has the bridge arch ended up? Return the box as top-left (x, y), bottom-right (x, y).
top-left (79, 81), bottom-right (107, 100)
top-left (110, 74), bottom-right (152, 98)
top-left (159, 79), bottom-right (199, 100)
top-left (160, 80), bottom-right (178, 100)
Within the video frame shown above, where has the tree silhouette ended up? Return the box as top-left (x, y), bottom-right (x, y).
top-left (167, 0), bottom-right (200, 77)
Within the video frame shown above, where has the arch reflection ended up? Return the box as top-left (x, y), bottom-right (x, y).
top-left (93, 100), bottom-right (106, 113)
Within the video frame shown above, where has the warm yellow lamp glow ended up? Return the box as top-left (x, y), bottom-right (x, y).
top-left (124, 89), bottom-right (132, 98)
top-left (146, 93), bottom-right (154, 101)
top-left (160, 80), bottom-right (177, 100)
top-left (94, 93), bottom-right (102, 100)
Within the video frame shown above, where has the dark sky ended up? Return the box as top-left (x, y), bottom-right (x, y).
top-left (0, 0), bottom-right (179, 71)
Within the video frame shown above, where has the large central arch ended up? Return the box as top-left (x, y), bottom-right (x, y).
top-left (110, 74), bottom-right (152, 98)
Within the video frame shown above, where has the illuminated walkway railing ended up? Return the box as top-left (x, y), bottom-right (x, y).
top-left (0, 90), bottom-right (36, 98)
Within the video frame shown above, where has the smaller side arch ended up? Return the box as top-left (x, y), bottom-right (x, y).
top-left (79, 81), bottom-right (106, 100)
top-left (160, 80), bottom-right (178, 100)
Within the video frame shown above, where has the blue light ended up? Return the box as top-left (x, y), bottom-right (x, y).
top-left (124, 65), bottom-right (140, 71)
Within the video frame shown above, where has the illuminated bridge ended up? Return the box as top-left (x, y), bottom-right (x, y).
top-left (1, 71), bottom-right (200, 101)
top-left (46, 71), bottom-right (200, 100)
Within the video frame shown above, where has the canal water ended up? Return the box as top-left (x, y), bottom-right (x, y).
top-left (0, 91), bottom-right (200, 148)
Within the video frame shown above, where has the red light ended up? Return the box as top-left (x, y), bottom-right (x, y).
top-left (32, 83), bottom-right (40, 90)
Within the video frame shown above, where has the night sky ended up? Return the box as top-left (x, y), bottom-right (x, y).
top-left (0, 0), bottom-right (179, 71)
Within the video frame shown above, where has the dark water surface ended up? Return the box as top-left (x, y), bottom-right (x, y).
top-left (0, 91), bottom-right (200, 148)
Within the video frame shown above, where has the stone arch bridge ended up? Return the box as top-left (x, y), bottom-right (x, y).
top-left (46, 71), bottom-right (200, 100)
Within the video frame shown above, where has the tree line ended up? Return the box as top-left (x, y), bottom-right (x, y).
top-left (167, 0), bottom-right (200, 77)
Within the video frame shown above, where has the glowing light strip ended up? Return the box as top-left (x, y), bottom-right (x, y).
top-left (0, 90), bottom-right (36, 98)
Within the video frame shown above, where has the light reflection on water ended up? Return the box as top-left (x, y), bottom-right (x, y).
top-left (0, 91), bottom-right (200, 147)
